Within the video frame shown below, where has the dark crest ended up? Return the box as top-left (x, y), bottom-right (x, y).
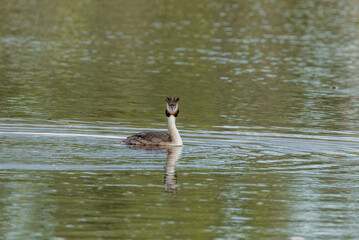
top-left (165, 97), bottom-right (180, 105)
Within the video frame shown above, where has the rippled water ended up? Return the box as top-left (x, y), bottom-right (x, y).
top-left (1, 122), bottom-right (359, 239)
top-left (1, 0), bottom-right (359, 239)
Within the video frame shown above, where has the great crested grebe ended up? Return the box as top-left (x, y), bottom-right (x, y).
top-left (121, 97), bottom-right (183, 146)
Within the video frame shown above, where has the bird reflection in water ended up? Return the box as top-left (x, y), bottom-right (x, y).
top-left (164, 146), bottom-right (182, 193)
top-left (125, 145), bottom-right (182, 193)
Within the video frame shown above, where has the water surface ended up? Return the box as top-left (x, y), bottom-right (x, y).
top-left (1, 0), bottom-right (359, 239)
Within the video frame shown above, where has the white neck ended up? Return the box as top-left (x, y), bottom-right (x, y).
top-left (167, 115), bottom-right (183, 146)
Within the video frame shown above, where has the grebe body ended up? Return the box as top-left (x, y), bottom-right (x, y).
top-left (121, 97), bottom-right (183, 146)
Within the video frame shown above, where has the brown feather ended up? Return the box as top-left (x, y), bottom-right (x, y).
top-left (121, 131), bottom-right (171, 145)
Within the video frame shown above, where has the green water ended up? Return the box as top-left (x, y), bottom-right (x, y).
top-left (1, 0), bottom-right (359, 239)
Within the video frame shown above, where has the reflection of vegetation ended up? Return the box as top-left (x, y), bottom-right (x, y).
top-left (0, 168), bottom-right (230, 239)
top-left (0, 0), bottom-right (357, 130)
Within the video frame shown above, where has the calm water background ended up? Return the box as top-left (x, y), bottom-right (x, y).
top-left (1, 0), bottom-right (359, 239)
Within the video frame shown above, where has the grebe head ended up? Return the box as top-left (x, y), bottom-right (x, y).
top-left (165, 97), bottom-right (180, 117)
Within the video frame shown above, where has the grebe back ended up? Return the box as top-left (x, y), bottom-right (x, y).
top-left (121, 97), bottom-right (183, 146)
